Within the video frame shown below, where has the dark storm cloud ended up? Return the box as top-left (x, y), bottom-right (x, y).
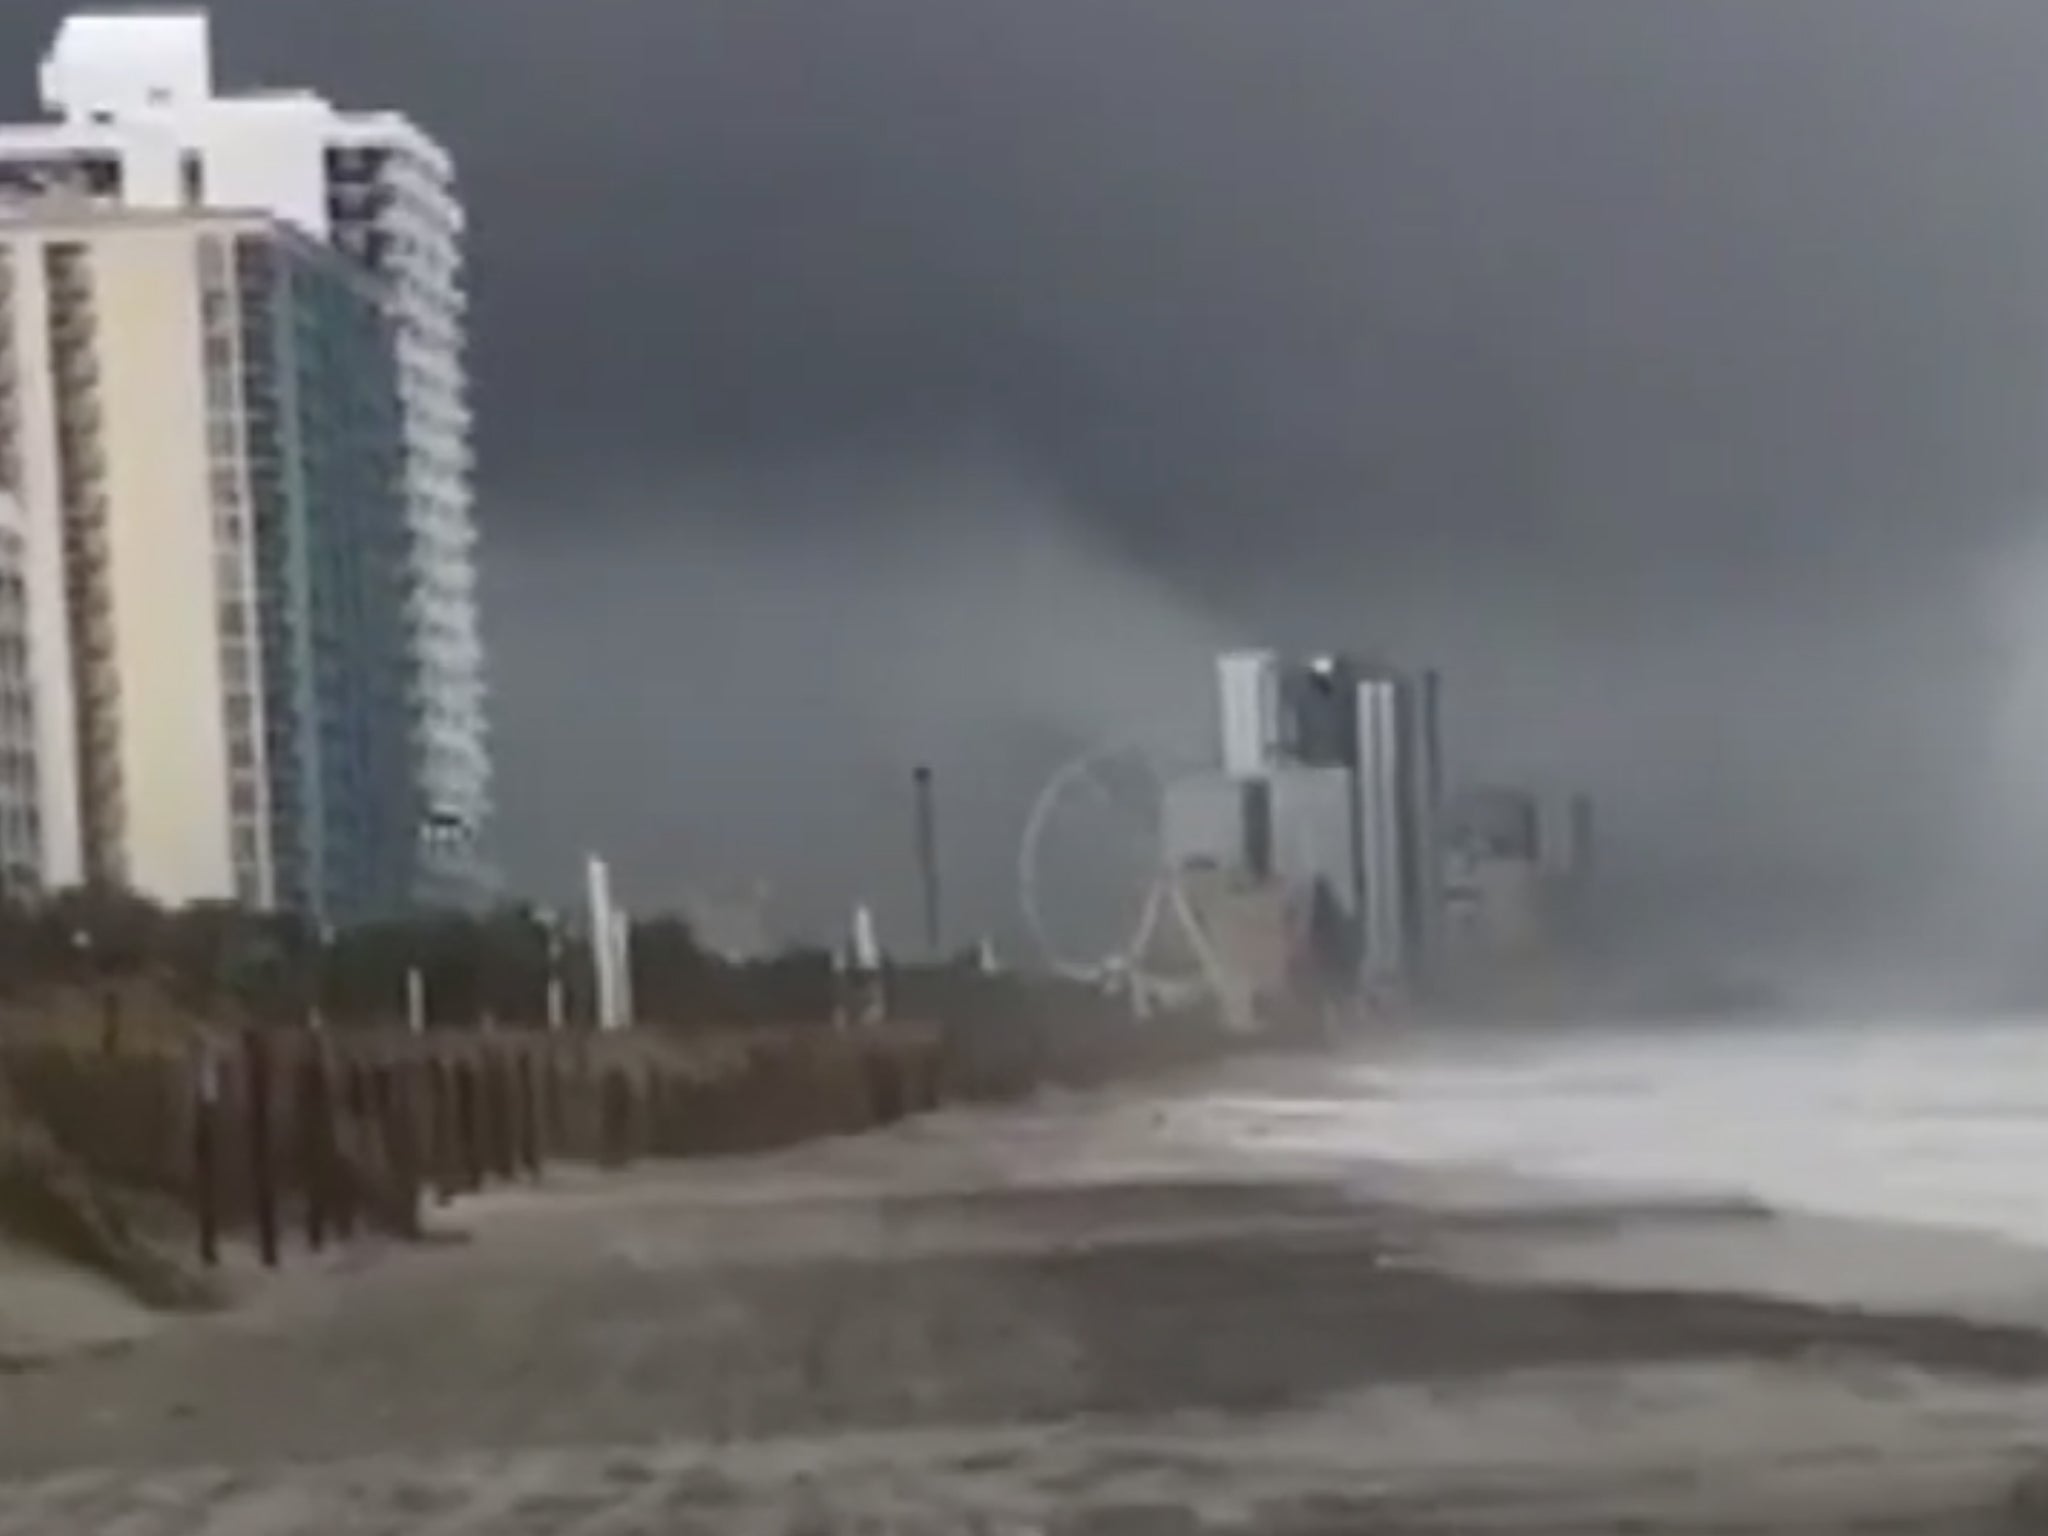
top-left (7, 1), bottom-right (2048, 980)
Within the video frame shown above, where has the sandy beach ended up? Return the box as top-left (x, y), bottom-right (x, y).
top-left (3, 1051), bottom-right (2048, 1532)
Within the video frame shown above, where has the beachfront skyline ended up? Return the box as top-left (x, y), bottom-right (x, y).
top-left (0, 4), bottom-right (2042, 982)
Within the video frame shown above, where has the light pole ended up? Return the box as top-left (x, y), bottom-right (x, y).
top-left (912, 764), bottom-right (941, 960)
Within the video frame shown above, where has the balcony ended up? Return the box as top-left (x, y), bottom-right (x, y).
top-left (56, 434), bottom-right (103, 476)
top-left (53, 359), bottom-right (99, 399)
top-left (60, 461), bottom-right (105, 502)
top-left (46, 306), bottom-right (93, 348)
top-left (81, 776), bottom-right (123, 823)
top-left (68, 546), bottom-right (107, 586)
top-left (79, 537), bottom-right (110, 577)
top-left (55, 397), bottom-right (102, 441)
top-left (80, 678), bottom-right (120, 720)
top-left (65, 501), bottom-right (108, 541)
top-left (75, 637), bottom-right (115, 676)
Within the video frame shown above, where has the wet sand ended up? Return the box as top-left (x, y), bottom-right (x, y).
top-left (3, 1064), bottom-right (2048, 1532)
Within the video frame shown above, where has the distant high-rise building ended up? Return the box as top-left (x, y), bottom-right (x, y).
top-left (1278, 654), bottom-right (1360, 771)
top-left (1267, 654), bottom-right (1444, 982)
top-left (1348, 665), bottom-right (1444, 984)
top-left (0, 206), bottom-right (415, 924)
top-left (1189, 648), bottom-right (1447, 987)
top-left (0, 11), bottom-right (489, 904)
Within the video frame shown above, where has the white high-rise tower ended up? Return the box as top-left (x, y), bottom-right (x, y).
top-left (0, 11), bottom-right (490, 902)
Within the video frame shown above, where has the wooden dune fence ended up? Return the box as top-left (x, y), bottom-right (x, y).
top-left (2, 1022), bottom-right (946, 1272)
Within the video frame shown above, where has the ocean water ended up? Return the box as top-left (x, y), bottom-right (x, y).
top-left (1182, 1018), bottom-right (2048, 1250)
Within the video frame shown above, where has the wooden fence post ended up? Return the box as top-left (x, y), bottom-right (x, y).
top-left (335, 1059), bottom-right (367, 1240)
top-left (192, 1044), bottom-right (221, 1268)
top-left (482, 1054), bottom-right (505, 1183)
top-left (644, 1069), bottom-right (665, 1159)
top-left (456, 1059), bottom-right (482, 1192)
top-left (471, 1054), bottom-right (494, 1183)
top-left (383, 1061), bottom-right (422, 1238)
top-left (426, 1055), bottom-right (454, 1203)
top-left (599, 1068), bottom-right (628, 1168)
top-left (543, 1047), bottom-right (560, 1167)
top-left (297, 1045), bottom-right (333, 1252)
top-left (516, 1051), bottom-right (541, 1177)
top-left (243, 1027), bottom-right (279, 1270)
top-left (490, 1052), bottom-right (516, 1180)
top-left (393, 1064), bottom-right (421, 1245)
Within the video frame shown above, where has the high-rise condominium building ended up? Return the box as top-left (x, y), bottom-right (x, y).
top-left (0, 493), bottom-right (42, 899)
top-left (0, 11), bottom-right (489, 902)
top-left (1350, 665), bottom-right (1445, 984)
top-left (0, 207), bottom-right (416, 925)
top-left (1273, 654), bottom-right (1445, 985)
top-left (1186, 649), bottom-right (1448, 988)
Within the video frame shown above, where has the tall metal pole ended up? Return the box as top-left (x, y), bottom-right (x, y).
top-left (912, 764), bottom-right (941, 959)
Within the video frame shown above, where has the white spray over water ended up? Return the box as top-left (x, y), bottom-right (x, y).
top-left (1186, 1019), bottom-right (2048, 1250)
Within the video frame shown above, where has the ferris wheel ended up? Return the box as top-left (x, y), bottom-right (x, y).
top-left (1016, 740), bottom-right (1239, 1019)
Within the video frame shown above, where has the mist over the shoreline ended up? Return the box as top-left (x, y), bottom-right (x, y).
top-left (487, 444), bottom-right (1239, 945)
top-left (486, 435), bottom-right (2048, 1008)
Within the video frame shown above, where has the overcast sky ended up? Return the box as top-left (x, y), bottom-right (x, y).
top-left (8, 2), bottom-right (2048, 991)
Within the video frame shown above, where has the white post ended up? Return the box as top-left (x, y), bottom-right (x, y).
top-left (537, 907), bottom-right (566, 1030)
top-left (850, 902), bottom-right (885, 1024)
top-left (610, 908), bottom-right (635, 1030)
top-left (851, 902), bottom-right (880, 972)
top-left (587, 854), bottom-right (620, 1032)
top-left (405, 966), bottom-right (426, 1034)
